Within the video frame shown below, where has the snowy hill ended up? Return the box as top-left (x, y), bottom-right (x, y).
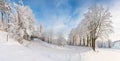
top-left (0, 31), bottom-right (120, 61)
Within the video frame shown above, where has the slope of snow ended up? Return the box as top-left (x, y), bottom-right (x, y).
top-left (0, 31), bottom-right (84, 61)
top-left (0, 31), bottom-right (54, 61)
top-left (22, 40), bottom-right (85, 61)
top-left (0, 31), bottom-right (120, 61)
top-left (0, 44), bottom-right (55, 61)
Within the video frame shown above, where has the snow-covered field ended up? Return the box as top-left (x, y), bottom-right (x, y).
top-left (0, 31), bottom-right (120, 61)
top-left (81, 49), bottom-right (120, 61)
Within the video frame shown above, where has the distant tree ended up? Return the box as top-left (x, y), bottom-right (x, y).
top-left (48, 29), bottom-right (54, 43)
top-left (57, 33), bottom-right (66, 46)
top-left (42, 29), bottom-right (54, 43)
top-left (68, 28), bottom-right (77, 45)
top-left (108, 39), bottom-right (112, 48)
top-left (40, 24), bottom-right (44, 33)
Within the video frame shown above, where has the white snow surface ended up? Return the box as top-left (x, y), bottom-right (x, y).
top-left (0, 31), bottom-right (120, 61)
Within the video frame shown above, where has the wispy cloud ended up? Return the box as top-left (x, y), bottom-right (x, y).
top-left (35, 0), bottom-right (93, 35)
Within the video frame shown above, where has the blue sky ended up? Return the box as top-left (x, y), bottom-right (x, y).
top-left (11, 0), bottom-right (115, 37)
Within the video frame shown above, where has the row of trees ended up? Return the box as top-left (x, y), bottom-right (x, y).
top-left (0, 0), bottom-right (37, 43)
top-left (97, 39), bottom-right (112, 48)
top-left (40, 29), bottom-right (67, 46)
top-left (69, 5), bottom-right (113, 50)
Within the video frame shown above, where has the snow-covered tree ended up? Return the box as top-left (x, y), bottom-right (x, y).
top-left (69, 5), bottom-right (113, 51)
top-left (42, 29), bottom-right (54, 43)
top-left (39, 24), bottom-right (44, 33)
top-left (9, 1), bottom-right (36, 43)
top-left (0, 0), bottom-right (5, 25)
top-left (68, 28), bottom-right (76, 45)
top-left (0, 0), bottom-right (8, 30)
top-left (83, 5), bottom-right (113, 50)
top-left (0, 0), bottom-right (13, 41)
top-left (81, 5), bottom-right (112, 50)
top-left (57, 33), bottom-right (66, 46)
top-left (5, 0), bottom-right (12, 41)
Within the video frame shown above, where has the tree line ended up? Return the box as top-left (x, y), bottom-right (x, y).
top-left (68, 5), bottom-right (113, 50)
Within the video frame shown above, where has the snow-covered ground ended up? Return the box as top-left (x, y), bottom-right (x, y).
top-left (0, 31), bottom-right (120, 61)
top-left (81, 48), bottom-right (120, 61)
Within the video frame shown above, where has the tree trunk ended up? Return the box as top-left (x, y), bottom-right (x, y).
top-left (1, 12), bottom-right (4, 25)
top-left (92, 38), bottom-right (96, 51)
top-left (87, 35), bottom-right (89, 46)
top-left (1, 12), bottom-right (4, 30)
top-left (7, 34), bottom-right (8, 42)
top-left (7, 14), bottom-right (10, 42)
top-left (83, 38), bottom-right (85, 46)
top-left (73, 36), bottom-right (75, 46)
top-left (79, 39), bottom-right (81, 46)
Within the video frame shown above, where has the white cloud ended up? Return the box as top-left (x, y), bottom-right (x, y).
top-left (109, 0), bottom-right (120, 41)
